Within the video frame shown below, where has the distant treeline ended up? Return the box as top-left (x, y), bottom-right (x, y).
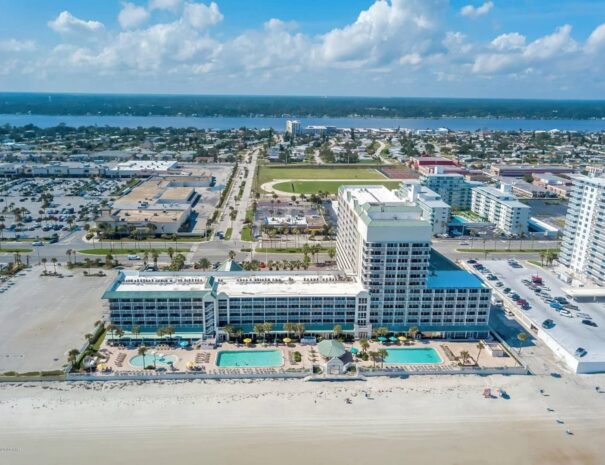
top-left (2, 93), bottom-right (605, 119)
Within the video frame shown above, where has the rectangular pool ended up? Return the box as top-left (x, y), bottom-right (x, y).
top-left (216, 350), bottom-right (283, 367)
top-left (385, 347), bottom-right (443, 364)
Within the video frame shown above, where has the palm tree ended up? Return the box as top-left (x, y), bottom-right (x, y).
top-left (151, 250), bottom-right (159, 268)
top-left (539, 250), bottom-right (547, 266)
top-left (407, 326), bottom-right (420, 340)
top-left (67, 348), bottom-right (80, 367)
top-left (234, 328), bottom-right (244, 344)
top-left (517, 332), bottom-right (528, 354)
top-left (84, 333), bottom-right (94, 344)
top-left (65, 249), bottom-right (72, 265)
top-left (228, 250), bottom-right (236, 260)
top-left (138, 345), bottom-right (148, 369)
top-left (223, 325), bottom-right (234, 341)
top-left (164, 325), bottom-right (175, 343)
top-left (377, 348), bottom-right (388, 368)
top-left (284, 322), bottom-right (296, 338)
top-left (253, 323), bottom-right (265, 343)
top-left (51, 257), bottom-right (57, 274)
top-left (476, 341), bottom-right (485, 366)
top-left (369, 351), bottom-right (380, 368)
top-left (263, 322), bottom-right (273, 341)
top-left (294, 322), bottom-right (305, 339)
top-left (167, 247), bottom-right (174, 260)
top-left (332, 324), bottom-right (343, 340)
top-left (131, 325), bottom-right (141, 344)
top-left (327, 247), bottom-right (336, 263)
top-left (374, 326), bottom-right (389, 338)
top-left (359, 338), bottom-right (370, 353)
top-left (41, 257), bottom-right (47, 272)
top-left (198, 258), bottom-right (211, 270)
top-left (459, 350), bottom-right (471, 365)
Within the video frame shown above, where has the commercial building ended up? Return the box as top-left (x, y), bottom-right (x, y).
top-left (397, 180), bottom-right (451, 236)
top-left (559, 174), bottom-right (605, 286)
top-left (103, 185), bottom-right (492, 341)
top-left (420, 168), bottom-right (481, 210)
top-left (471, 184), bottom-right (531, 236)
top-left (108, 160), bottom-right (178, 177)
top-left (490, 164), bottom-right (574, 177)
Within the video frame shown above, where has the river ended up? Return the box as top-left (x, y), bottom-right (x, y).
top-left (1, 114), bottom-right (605, 131)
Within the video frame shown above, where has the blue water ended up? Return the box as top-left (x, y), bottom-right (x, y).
top-left (1, 114), bottom-right (605, 131)
top-left (129, 354), bottom-right (176, 367)
top-left (451, 215), bottom-right (471, 224)
top-left (385, 348), bottom-right (443, 364)
top-left (216, 350), bottom-right (283, 367)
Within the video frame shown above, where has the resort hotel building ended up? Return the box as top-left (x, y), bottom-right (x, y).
top-left (470, 184), bottom-right (531, 236)
top-left (420, 168), bottom-right (481, 210)
top-left (103, 185), bottom-right (492, 342)
top-left (559, 174), bottom-right (605, 287)
top-left (396, 180), bottom-right (451, 236)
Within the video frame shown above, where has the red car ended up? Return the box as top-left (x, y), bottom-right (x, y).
top-left (516, 299), bottom-right (527, 306)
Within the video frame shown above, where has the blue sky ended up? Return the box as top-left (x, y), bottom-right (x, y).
top-left (1, 0), bottom-right (605, 98)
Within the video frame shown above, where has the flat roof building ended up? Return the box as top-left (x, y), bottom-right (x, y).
top-left (471, 184), bottom-right (531, 236)
top-left (104, 184), bottom-right (491, 341)
top-left (420, 168), bottom-right (481, 210)
top-left (397, 180), bottom-right (451, 236)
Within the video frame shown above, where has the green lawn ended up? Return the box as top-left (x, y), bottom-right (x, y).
top-left (78, 247), bottom-right (190, 255)
top-left (241, 226), bottom-right (254, 242)
top-left (272, 180), bottom-right (401, 194)
top-left (457, 248), bottom-right (558, 254)
top-left (257, 166), bottom-right (386, 185)
top-left (256, 246), bottom-right (332, 253)
top-left (224, 228), bottom-right (233, 240)
top-left (0, 247), bottom-right (33, 253)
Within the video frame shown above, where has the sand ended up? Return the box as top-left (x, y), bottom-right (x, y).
top-left (1, 373), bottom-right (604, 465)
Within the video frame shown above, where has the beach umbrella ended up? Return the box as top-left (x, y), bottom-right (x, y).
top-left (377, 336), bottom-right (387, 342)
top-left (350, 347), bottom-right (359, 354)
top-left (96, 363), bottom-right (107, 371)
top-left (243, 338), bottom-right (253, 344)
top-left (397, 336), bottom-right (407, 342)
top-left (179, 340), bottom-right (190, 348)
top-left (389, 336), bottom-right (398, 343)
top-left (282, 337), bottom-right (292, 344)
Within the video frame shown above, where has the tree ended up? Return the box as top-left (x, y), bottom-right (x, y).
top-left (459, 350), bottom-right (471, 365)
top-left (333, 324), bottom-right (343, 340)
top-left (539, 250), bottom-right (547, 266)
top-left (517, 332), bottom-right (528, 354)
top-left (294, 323), bottom-right (305, 339)
top-left (228, 250), bottom-right (236, 260)
top-left (263, 322), bottom-right (273, 342)
top-left (407, 326), bottom-right (420, 340)
top-left (359, 338), bottom-right (370, 353)
top-left (198, 257), bottom-right (211, 270)
top-left (374, 327), bottom-right (389, 338)
top-left (377, 348), bottom-right (388, 368)
top-left (138, 345), bottom-right (148, 369)
top-left (131, 325), bottom-right (141, 343)
top-left (327, 247), bottom-right (336, 263)
top-left (476, 341), bottom-right (485, 366)
top-left (66, 249), bottom-right (72, 265)
top-left (41, 257), bottom-right (47, 272)
top-left (51, 257), bottom-right (57, 274)
top-left (369, 351), bottom-right (380, 368)
top-left (84, 333), bottom-right (94, 344)
top-left (223, 325), bottom-right (234, 341)
top-left (167, 247), bottom-right (174, 260)
top-left (254, 323), bottom-right (265, 343)
top-left (67, 349), bottom-right (80, 367)
top-left (151, 250), bottom-right (159, 268)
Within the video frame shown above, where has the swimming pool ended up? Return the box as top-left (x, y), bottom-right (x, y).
top-left (216, 350), bottom-right (283, 367)
top-left (129, 354), bottom-right (177, 367)
top-left (385, 348), bottom-right (443, 364)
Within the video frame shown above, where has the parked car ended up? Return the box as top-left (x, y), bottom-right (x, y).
top-left (32, 241), bottom-right (43, 246)
top-left (127, 254), bottom-right (140, 260)
top-left (503, 287), bottom-right (511, 294)
top-left (560, 309), bottom-right (572, 317)
top-left (575, 347), bottom-right (587, 358)
top-left (582, 319), bottom-right (598, 327)
top-left (542, 319), bottom-right (555, 329)
top-left (467, 259), bottom-right (477, 264)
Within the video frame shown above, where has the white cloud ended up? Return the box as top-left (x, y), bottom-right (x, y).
top-left (48, 11), bottom-right (104, 35)
top-left (523, 25), bottom-right (577, 60)
top-left (314, 0), bottom-right (446, 67)
top-left (490, 32), bottom-right (525, 51)
top-left (0, 39), bottom-right (36, 53)
top-left (183, 1), bottom-right (223, 30)
top-left (460, 1), bottom-right (494, 18)
top-left (585, 23), bottom-right (605, 54)
top-left (118, 3), bottom-right (150, 29)
top-left (149, 0), bottom-right (182, 11)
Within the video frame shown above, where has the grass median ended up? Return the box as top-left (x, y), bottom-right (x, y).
top-left (78, 247), bottom-right (190, 255)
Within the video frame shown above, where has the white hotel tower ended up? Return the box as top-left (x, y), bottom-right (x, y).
top-left (104, 185), bottom-right (491, 341)
top-left (560, 174), bottom-right (605, 286)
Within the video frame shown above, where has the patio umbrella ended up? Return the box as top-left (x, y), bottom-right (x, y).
top-left (350, 347), bottom-right (359, 354)
top-left (96, 363), bottom-right (107, 371)
top-left (377, 336), bottom-right (387, 342)
top-left (389, 336), bottom-right (398, 343)
top-left (397, 336), bottom-right (407, 342)
top-left (243, 338), bottom-right (253, 344)
top-left (179, 340), bottom-right (190, 348)
top-left (283, 337), bottom-right (292, 344)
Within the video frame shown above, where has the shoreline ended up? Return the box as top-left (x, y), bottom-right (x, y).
top-left (1, 374), bottom-right (604, 464)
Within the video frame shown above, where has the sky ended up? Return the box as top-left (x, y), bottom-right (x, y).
top-left (1, 0), bottom-right (605, 98)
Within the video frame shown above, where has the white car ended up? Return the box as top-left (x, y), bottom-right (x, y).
top-left (127, 254), bottom-right (140, 260)
top-left (459, 241), bottom-right (469, 246)
top-left (560, 309), bottom-right (572, 317)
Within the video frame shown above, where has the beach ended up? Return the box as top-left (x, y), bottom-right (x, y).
top-left (1, 374), bottom-right (604, 465)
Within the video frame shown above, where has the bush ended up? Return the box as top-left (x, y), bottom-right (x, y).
top-left (293, 351), bottom-right (302, 363)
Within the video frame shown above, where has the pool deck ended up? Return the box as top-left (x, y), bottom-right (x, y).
top-left (93, 338), bottom-right (518, 375)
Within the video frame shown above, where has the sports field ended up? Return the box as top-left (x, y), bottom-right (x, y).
top-left (257, 166), bottom-right (386, 185)
top-left (272, 180), bottom-right (401, 194)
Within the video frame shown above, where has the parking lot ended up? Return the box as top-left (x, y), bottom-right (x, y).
top-left (467, 259), bottom-right (605, 373)
top-left (0, 177), bottom-right (127, 240)
top-left (0, 265), bottom-right (113, 372)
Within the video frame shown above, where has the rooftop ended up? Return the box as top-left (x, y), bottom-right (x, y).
top-left (426, 271), bottom-right (486, 289)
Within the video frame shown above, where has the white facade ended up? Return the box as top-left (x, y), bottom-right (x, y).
top-left (397, 181), bottom-right (451, 236)
top-left (285, 120), bottom-right (302, 136)
top-left (471, 184), bottom-right (530, 236)
top-left (560, 174), bottom-right (605, 286)
top-left (420, 169), bottom-right (481, 210)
